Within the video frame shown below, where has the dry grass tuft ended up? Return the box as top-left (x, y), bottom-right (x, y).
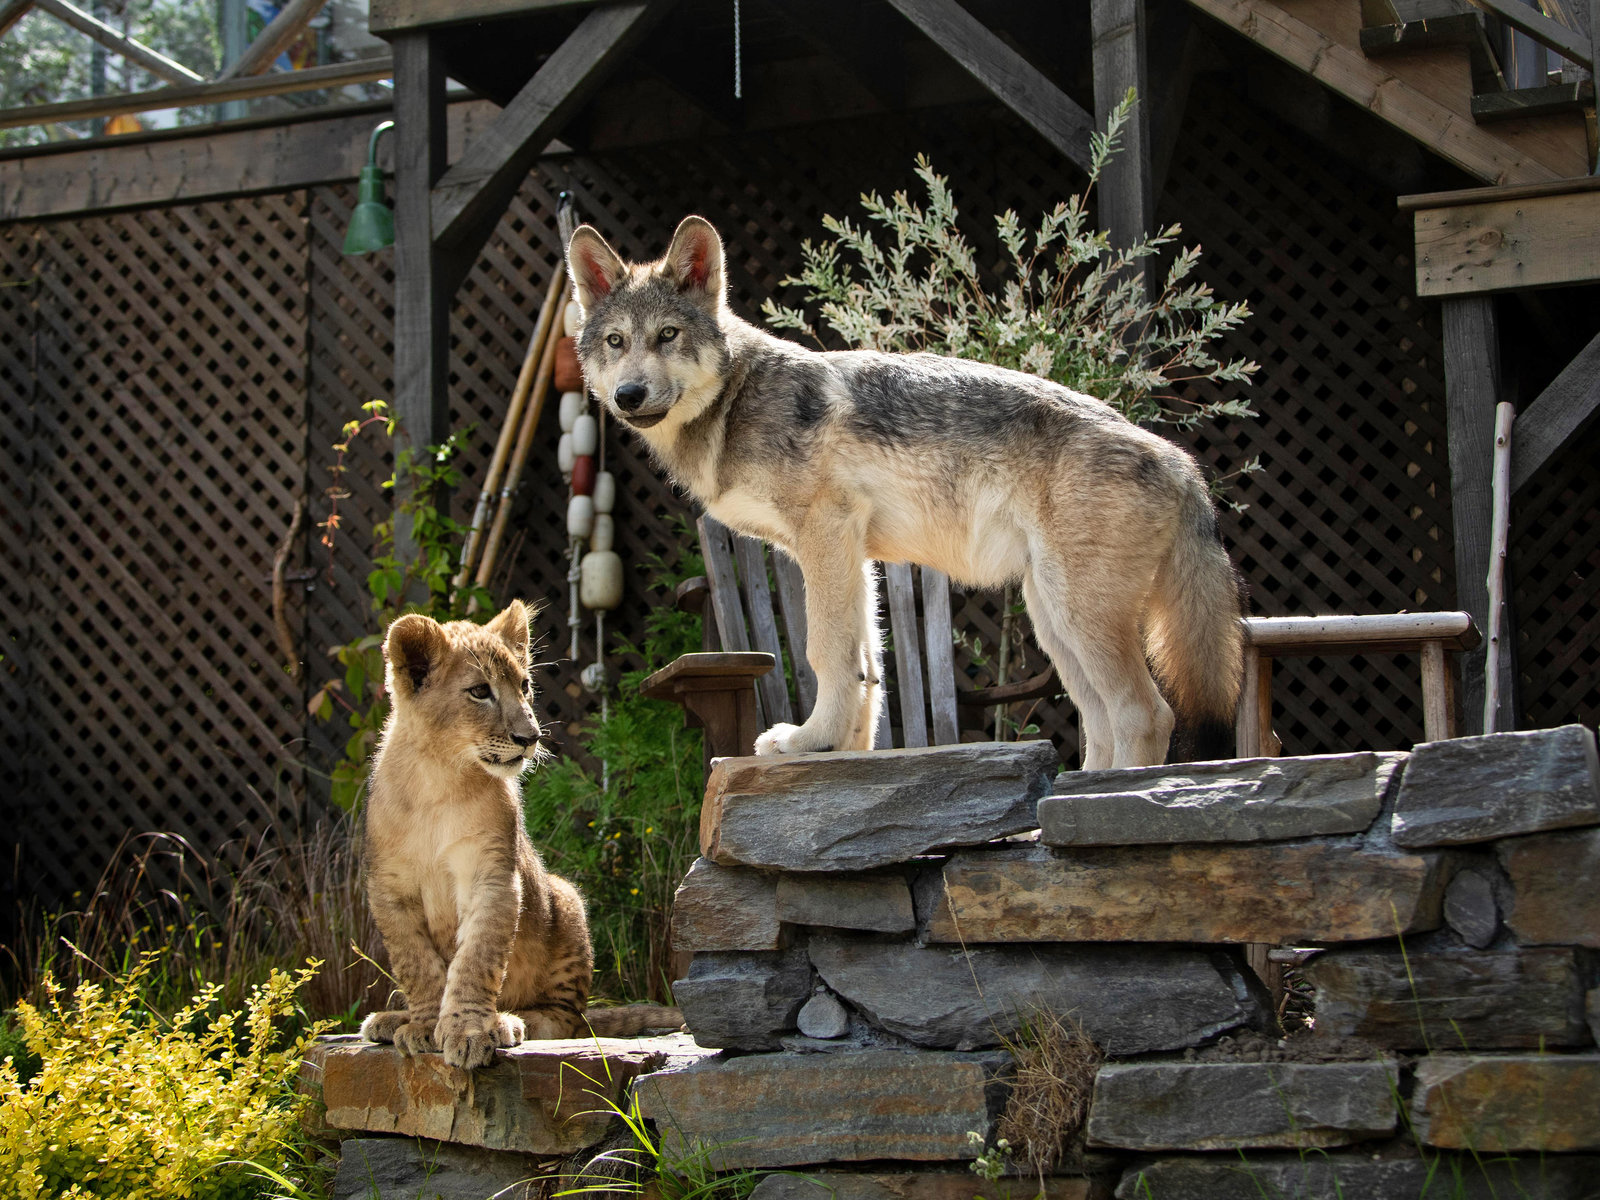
top-left (996, 1007), bottom-right (1105, 1179)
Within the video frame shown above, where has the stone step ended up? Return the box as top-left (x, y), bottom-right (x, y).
top-left (1302, 944), bottom-right (1591, 1050)
top-left (1391, 724), bottom-right (1600, 847)
top-left (1498, 826), bottom-right (1600, 947)
top-left (1040, 751), bottom-right (1401, 846)
top-left (1115, 1152), bottom-right (1600, 1199)
top-left (633, 1047), bottom-right (1010, 1169)
top-left (305, 1033), bottom-right (713, 1156)
top-left (1086, 1060), bottom-right (1400, 1151)
top-left (1410, 1052), bottom-right (1600, 1151)
top-left (919, 842), bottom-right (1447, 944)
top-left (700, 741), bottom-right (1060, 871)
top-left (331, 1138), bottom-right (547, 1200)
top-left (752, 1171), bottom-right (1093, 1200)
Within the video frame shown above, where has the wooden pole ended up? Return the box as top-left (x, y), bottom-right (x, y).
top-left (33, 0), bottom-right (204, 85)
top-left (454, 266), bottom-right (566, 597)
top-left (1483, 400), bottom-right (1516, 733)
top-left (0, 0), bottom-right (36, 41)
top-left (216, 0), bottom-right (328, 80)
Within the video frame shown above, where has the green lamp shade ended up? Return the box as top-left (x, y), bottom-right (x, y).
top-left (343, 164), bottom-right (394, 254)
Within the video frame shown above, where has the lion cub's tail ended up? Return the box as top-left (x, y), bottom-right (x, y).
top-left (583, 1004), bottom-right (684, 1037)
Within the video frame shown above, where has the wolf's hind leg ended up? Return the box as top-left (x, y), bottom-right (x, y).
top-left (1023, 573), bottom-right (1110, 769)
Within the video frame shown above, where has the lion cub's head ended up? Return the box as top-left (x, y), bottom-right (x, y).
top-left (383, 600), bottom-right (544, 779)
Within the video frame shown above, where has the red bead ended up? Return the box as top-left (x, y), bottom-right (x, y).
top-left (571, 454), bottom-right (596, 496)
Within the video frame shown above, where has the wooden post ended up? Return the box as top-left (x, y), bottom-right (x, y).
top-left (1483, 400), bottom-right (1516, 733)
top-left (1235, 642), bottom-right (1261, 758)
top-left (1442, 297), bottom-right (1516, 734)
top-left (1419, 639), bottom-right (1456, 741)
top-left (1091, 0), bottom-right (1154, 281)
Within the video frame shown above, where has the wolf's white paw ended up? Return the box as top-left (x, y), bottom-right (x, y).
top-left (754, 722), bottom-right (834, 755)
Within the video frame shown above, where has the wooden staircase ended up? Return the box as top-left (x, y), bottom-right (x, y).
top-left (1185, 0), bottom-right (1594, 184)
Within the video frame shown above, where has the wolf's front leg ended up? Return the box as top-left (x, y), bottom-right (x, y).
top-left (436, 867), bottom-right (524, 1069)
top-left (360, 889), bottom-right (448, 1057)
top-left (757, 507), bottom-right (876, 754)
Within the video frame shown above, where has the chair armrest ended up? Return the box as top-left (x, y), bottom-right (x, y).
top-left (640, 651), bottom-right (775, 702)
top-left (675, 576), bottom-right (710, 615)
top-left (956, 665), bottom-right (1059, 708)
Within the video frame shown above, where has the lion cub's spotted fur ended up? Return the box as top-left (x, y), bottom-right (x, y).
top-left (358, 601), bottom-right (678, 1069)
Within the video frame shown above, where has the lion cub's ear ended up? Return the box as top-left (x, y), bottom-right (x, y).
top-left (386, 613), bottom-right (447, 698)
top-left (485, 599), bottom-right (533, 663)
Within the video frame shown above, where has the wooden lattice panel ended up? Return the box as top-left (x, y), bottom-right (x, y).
top-left (16, 196), bottom-right (310, 900)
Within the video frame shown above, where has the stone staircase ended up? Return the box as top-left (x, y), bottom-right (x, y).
top-left (305, 723), bottom-right (1600, 1200)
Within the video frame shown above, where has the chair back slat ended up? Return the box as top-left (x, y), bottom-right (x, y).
top-left (734, 534), bottom-right (794, 727)
top-left (884, 562), bottom-right (929, 748)
top-left (698, 514), bottom-right (752, 655)
top-left (921, 566), bottom-right (961, 745)
top-left (771, 552), bottom-right (816, 721)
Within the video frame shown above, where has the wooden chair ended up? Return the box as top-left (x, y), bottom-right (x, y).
top-left (640, 515), bottom-right (1055, 774)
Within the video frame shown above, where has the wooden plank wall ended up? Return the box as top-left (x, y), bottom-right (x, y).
top-left (3, 86), bottom-right (1595, 909)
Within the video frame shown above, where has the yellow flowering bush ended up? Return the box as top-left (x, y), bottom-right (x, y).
top-left (0, 956), bottom-right (326, 1200)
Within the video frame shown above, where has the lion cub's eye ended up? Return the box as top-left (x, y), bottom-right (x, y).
top-left (467, 683), bottom-right (492, 701)
top-left (658, 326), bottom-right (678, 343)
top-left (605, 332), bottom-right (624, 349)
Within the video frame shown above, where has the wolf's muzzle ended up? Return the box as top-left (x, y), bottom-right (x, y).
top-left (614, 382), bottom-right (649, 412)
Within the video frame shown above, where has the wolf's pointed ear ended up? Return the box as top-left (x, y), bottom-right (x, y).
top-left (385, 613), bottom-right (447, 698)
top-left (568, 226), bottom-right (625, 313)
top-left (485, 599), bottom-right (534, 662)
top-left (663, 215), bottom-right (724, 309)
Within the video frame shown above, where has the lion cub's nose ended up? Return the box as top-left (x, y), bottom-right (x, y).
top-left (510, 731), bottom-right (536, 748)
top-left (614, 381), bottom-right (649, 411)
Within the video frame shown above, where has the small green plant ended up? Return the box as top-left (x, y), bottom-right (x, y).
top-left (310, 400), bottom-right (493, 811)
top-left (0, 955), bottom-right (330, 1199)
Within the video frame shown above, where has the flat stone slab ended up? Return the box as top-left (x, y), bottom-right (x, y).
top-left (753, 1171), bottom-right (1091, 1200)
top-left (670, 858), bottom-right (782, 952)
top-left (1303, 945), bottom-right (1590, 1049)
top-left (1087, 1060), bottom-right (1398, 1151)
top-left (1498, 826), bottom-right (1600, 947)
top-left (634, 1048), bottom-right (1009, 1168)
top-left (331, 1138), bottom-right (547, 1200)
top-left (1411, 1052), bottom-right (1600, 1151)
top-left (920, 843), bottom-right (1446, 944)
top-left (809, 936), bottom-right (1264, 1053)
top-left (700, 741), bottom-right (1059, 871)
top-left (1392, 724), bottom-right (1600, 847)
top-left (672, 949), bottom-right (811, 1050)
top-left (305, 1033), bottom-right (712, 1155)
top-left (1115, 1153), bottom-right (1600, 1199)
top-left (1040, 752), bottom-right (1400, 845)
top-left (776, 872), bottom-right (916, 932)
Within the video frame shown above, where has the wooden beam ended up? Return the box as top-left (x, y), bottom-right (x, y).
top-left (1511, 327), bottom-right (1600, 493)
top-left (1413, 186), bottom-right (1600, 296)
top-left (217, 0), bottom-right (329, 80)
top-left (0, 57), bottom-right (394, 132)
top-left (1442, 296), bottom-right (1516, 735)
top-left (1462, 0), bottom-right (1591, 68)
top-left (883, 0), bottom-right (1095, 172)
top-left (33, 0), bottom-right (203, 85)
top-left (0, 0), bottom-right (35, 40)
top-left (1183, 0), bottom-right (1565, 185)
top-left (370, 0), bottom-right (591, 36)
top-left (429, 1), bottom-right (666, 251)
top-left (1091, 0), bottom-right (1155, 274)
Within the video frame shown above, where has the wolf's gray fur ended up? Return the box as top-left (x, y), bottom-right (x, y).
top-left (568, 216), bottom-right (1243, 768)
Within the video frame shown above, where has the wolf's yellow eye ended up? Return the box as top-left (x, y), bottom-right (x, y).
top-left (605, 332), bottom-right (623, 348)
top-left (658, 326), bottom-right (678, 342)
top-left (467, 683), bottom-right (492, 700)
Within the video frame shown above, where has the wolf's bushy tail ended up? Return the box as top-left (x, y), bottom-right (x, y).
top-left (1145, 481), bottom-right (1246, 760)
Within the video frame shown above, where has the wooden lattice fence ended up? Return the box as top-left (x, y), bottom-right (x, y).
top-left (2, 88), bottom-right (1595, 910)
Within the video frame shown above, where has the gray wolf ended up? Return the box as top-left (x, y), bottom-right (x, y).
top-left (567, 217), bottom-right (1243, 768)
top-left (359, 600), bottom-right (679, 1067)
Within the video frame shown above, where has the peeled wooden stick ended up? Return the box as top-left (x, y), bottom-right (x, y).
top-left (455, 265), bottom-right (567, 598)
top-left (473, 274), bottom-right (569, 605)
top-left (1483, 400), bottom-right (1515, 733)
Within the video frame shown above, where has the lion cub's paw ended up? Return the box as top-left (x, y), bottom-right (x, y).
top-left (359, 1010), bottom-right (410, 1044)
top-left (754, 722), bottom-right (833, 755)
top-left (437, 1014), bottom-right (507, 1069)
top-left (392, 1019), bottom-right (438, 1057)
top-left (494, 1012), bottom-right (526, 1047)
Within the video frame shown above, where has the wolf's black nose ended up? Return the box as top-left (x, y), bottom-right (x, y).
top-left (614, 382), bottom-right (649, 411)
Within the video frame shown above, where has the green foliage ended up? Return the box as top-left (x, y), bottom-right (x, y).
top-left (310, 401), bottom-right (493, 811)
top-left (0, 956), bottom-right (328, 1200)
top-left (523, 530), bottom-right (706, 1004)
top-left (762, 90), bottom-right (1259, 436)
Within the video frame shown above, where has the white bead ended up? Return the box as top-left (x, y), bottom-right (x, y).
top-left (590, 513), bottom-right (614, 552)
top-left (567, 493), bottom-right (594, 538)
top-left (592, 470), bottom-right (616, 514)
top-left (557, 432), bottom-right (575, 474)
top-left (563, 299), bottom-right (583, 338)
top-left (558, 390), bottom-right (584, 433)
top-left (579, 550), bottom-right (623, 610)
top-left (571, 413), bottom-right (598, 456)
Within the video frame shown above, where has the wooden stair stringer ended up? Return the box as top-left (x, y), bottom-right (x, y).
top-left (1184, 0), bottom-right (1588, 185)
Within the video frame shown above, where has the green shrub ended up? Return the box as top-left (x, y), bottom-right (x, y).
top-left (0, 956), bottom-right (328, 1199)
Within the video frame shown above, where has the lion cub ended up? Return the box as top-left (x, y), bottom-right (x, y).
top-left (358, 600), bottom-right (678, 1069)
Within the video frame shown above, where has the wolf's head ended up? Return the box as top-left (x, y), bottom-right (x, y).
top-left (382, 600), bottom-right (545, 779)
top-left (567, 216), bottom-right (731, 434)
